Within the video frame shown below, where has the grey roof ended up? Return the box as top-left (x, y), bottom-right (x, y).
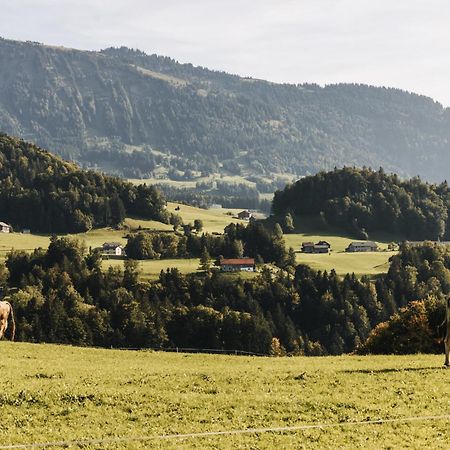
top-left (102, 242), bottom-right (123, 249)
top-left (0, 222), bottom-right (10, 227)
top-left (349, 241), bottom-right (378, 247)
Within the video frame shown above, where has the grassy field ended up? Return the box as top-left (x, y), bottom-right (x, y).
top-left (166, 202), bottom-right (250, 234)
top-left (0, 209), bottom-right (401, 277)
top-left (0, 342), bottom-right (449, 449)
top-left (0, 228), bottom-right (128, 259)
top-left (281, 216), bottom-right (402, 276)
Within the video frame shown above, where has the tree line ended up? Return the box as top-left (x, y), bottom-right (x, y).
top-left (0, 134), bottom-right (168, 232)
top-left (272, 167), bottom-right (450, 240)
top-left (2, 237), bottom-right (448, 355)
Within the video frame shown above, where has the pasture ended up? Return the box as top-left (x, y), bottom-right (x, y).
top-left (282, 216), bottom-right (402, 276)
top-left (0, 342), bottom-right (449, 449)
top-left (0, 207), bottom-right (402, 278)
top-left (165, 202), bottom-right (251, 234)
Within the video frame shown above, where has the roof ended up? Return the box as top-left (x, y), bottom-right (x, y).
top-left (405, 241), bottom-right (450, 246)
top-left (102, 242), bottom-right (123, 249)
top-left (0, 222), bottom-right (10, 227)
top-left (219, 258), bottom-right (255, 265)
top-left (302, 242), bottom-right (315, 246)
top-left (349, 241), bottom-right (378, 247)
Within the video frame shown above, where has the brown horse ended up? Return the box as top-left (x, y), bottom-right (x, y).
top-left (0, 301), bottom-right (15, 341)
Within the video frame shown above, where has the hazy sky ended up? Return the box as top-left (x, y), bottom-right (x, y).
top-left (2, 0), bottom-right (450, 105)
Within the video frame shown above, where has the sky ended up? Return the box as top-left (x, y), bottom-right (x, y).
top-left (2, 0), bottom-right (450, 105)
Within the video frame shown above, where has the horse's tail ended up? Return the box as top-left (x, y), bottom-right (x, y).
top-left (8, 302), bottom-right (15, 341)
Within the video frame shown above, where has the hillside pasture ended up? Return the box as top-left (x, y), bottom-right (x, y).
top-left (166, 202), bottom-right (249, 234)
top-left (280, 216), bottom-right (402, 276)
top-left (0, 343), bottom-right (449, 449)
top-left (0, 228), bottom-right (128, 260)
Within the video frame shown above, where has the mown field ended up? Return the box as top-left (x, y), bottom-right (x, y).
top-left (0, 342), bottom-right (449, 449)
top-left (282, 217), bottom-right (402, 276)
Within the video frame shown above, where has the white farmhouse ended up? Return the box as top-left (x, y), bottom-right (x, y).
top-left (0, 222), bottom-right (12, 233)
top-left (101, 242), bottom-right (124, 256)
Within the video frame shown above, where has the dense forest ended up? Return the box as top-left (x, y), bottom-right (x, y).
top-left (0, 38), bottom-right (449, 183)
top-left (272, 167), bottom-right (450, 240)
top-left (0, 134), bottom-right (168, 232)
top-left (3, 237), bottom-right (448, 355)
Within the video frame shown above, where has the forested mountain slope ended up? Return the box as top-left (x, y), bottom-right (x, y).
top-left (0, 38), bottom-right (449, 181)
top-left (0, 134), bottom-right (168, 232)
top-left (272, 167), bottom-right (450, 240)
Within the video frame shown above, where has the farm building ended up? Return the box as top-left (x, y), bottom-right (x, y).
top-left (237, 210), bottom-right (253, 220)
top-left (346, 241), bottom-right (378, 252)
top-left (301, 241), bottom-right (330, 254)
top-left (101, 242), bottom-right (124, 256)
top-left (405, 241), bottom-right (450, 248)
top-left (219, 257), bottom-right (255, 272)
top-left (0, 222), bottom-right (12, 233)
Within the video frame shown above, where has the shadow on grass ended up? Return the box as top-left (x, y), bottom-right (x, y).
top-left (341, 366), bottom-right (446, 374)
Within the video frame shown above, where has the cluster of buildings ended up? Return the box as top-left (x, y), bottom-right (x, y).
top-left (301, 240), bottom-right (379, 253)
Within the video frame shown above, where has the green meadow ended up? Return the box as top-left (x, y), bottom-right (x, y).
top-left (281, 216), bottom-right (402, 276)
top-left (165, 202), bottom-right (250, 234)
top-left (0, 206), bottom-right (402, 278)
top-left (0, 342), bottom-right (449, 449)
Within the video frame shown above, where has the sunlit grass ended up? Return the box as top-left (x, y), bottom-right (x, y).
top-left (0, 342), bottom-right (448, 449)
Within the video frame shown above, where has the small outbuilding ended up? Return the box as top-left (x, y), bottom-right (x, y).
top-left (0, 222), bottom-right (12, 233)
top-left (237, 210), bottom-right (253, 220)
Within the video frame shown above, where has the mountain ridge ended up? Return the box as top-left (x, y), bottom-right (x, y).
top-left (0, 37), bottom-right (449, 183)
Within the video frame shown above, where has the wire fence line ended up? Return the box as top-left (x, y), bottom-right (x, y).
top-left (148, 346), bottom-right (268, 357)
top-left (1, 414), bottom-right (450, 449)
top-left (13, 342), bottom-right (270, 357)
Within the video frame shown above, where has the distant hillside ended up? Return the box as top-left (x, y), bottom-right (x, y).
top-left (0, 134), bottom-right (168, 232)
top-left (0, 38), bottom-right (449, 183)
top-left (272, 167), bottom-right (450, 240)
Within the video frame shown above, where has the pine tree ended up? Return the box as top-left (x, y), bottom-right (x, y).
top-left (199, 247), bottom-right (211, 272)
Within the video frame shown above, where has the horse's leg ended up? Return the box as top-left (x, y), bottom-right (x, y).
top-left (0, 319), bottom-right (5, 339)
top-left (445, 329), bottom-right (450, 367)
